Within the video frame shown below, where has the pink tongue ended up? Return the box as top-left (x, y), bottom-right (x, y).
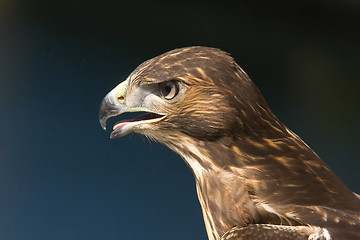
top-left (113, 120), bottom-right (136, 130)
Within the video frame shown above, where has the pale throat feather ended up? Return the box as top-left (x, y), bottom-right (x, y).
top-left (159, 133), bottom-right (257, 240)
top-left (159, 134), bottom-right (221, 239)
top-left (167, 142), bottom-right (220, 240)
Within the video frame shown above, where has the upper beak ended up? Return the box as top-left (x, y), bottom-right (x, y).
top-left (99, 80), bottom-right (128, 131)
top-left (99, 92), bottom-right (123, 130)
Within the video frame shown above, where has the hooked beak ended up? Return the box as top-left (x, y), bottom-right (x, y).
top-left (99, 79), bottom-right (166, 138)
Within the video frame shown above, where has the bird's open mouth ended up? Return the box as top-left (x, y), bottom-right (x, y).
top-left (98, 79), bottom-right (167, 138)
top-left (113, 113), bottom-right (165, 130)
top-left (110, 112), bottom-right (166, 138)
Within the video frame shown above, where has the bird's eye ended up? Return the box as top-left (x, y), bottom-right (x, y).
top-left (159, 81), bottom-right (179, 100)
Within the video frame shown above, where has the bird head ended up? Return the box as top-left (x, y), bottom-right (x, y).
top-left (99, 46), bottom-right (280, 144)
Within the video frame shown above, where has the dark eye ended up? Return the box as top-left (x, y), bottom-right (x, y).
top-left (159, 81), bottom-right (179, 100)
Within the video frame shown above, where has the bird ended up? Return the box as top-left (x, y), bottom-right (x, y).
top-left (99, 46), bottom-right (360, 240)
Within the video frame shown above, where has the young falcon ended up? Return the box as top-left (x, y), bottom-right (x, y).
top-left (99, 46), bottom-right (360, 240)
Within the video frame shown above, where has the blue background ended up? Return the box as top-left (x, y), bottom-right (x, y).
top-left (1, 1), bottom-right (359, 239)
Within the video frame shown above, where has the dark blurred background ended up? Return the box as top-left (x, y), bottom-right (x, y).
top-left (0, 1), bottom-right (359, 239)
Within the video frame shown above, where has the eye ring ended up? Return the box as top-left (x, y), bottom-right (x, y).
top-left (159, 80), bottom-right (179, 100)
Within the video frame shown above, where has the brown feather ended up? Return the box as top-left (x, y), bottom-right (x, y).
top-left (101, 46), bottom-right (360, 240)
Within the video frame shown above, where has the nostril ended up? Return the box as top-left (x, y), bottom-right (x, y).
top-left (117, 96), bottom-right (124, 101)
